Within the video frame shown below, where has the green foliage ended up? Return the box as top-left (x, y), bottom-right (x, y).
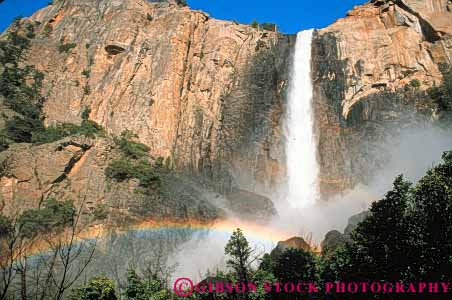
top-left (0, 22), bottom-right (98, 147)
top-left (83, 84), bottom-right (91, 95)
top-left (124, 269), bottom-right (169, 300)
top-left (78, 120), bottom-right (104, 138)
top-left (0, 215), bottom-right (13, 239)
top-left (69, 277), bottom-right (117, 300)
top-left (43, 24), bottom-right (53, 35)
top-left (105, 159), bottom-right (159, 188)
top-left (58, 42), bottom-right (77, 53)
top-left (272, 248), bottom-right (318, 283)
top-left (224, 228), bottom-right (253, 282)
top-left (81, 107), bottom-right (91, 121)
top-left (0, 23), bottom-right (47, 145)
top-left (92, 204), bottom-right (108, 220)
top-left (260, 23), bottom-right (277, 32)
top-left (250, 21), bottom-right (277, 32)
top-left (81, 69), bottom-right (90, 77)
top-left (5, 116), bottom-right (44, 143)
top-left (114, 130), bottom-right (150, 159)
top-left (18, 198), bottom-right (75, 238)
top-left (428, 64), bottom-right (452, 112)
top-left (325, 151), bottom-right (452, 282)
top-left (409, 78), bottom-right (421, 89)
top-left (31, 120), bottom-right (104, 144)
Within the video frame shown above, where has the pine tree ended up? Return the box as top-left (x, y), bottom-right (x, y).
top-left (224, 228), bottom-right (253, 285)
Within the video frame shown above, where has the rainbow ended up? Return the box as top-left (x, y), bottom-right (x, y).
top-left (132, 219), bottom-right (294, 244)
top-left (80, 218), bottom-right (295, 245)
top-left (6, 218), bottom-right (297, 263)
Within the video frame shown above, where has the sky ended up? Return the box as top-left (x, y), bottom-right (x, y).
top-left (0, 0), bottom-right (367, 34)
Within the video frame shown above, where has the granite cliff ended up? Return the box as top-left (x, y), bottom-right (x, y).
top-left (312, 0), bottom-right (452, 195)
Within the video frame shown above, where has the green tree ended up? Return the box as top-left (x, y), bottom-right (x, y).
top-left (124, 269), bottom-right (169, 300)
top-left (428, 64), bottom-right (452, 112)
top-left (224, 229), bottom-right (253, 287)
top-left (409, 151), bottom-right (452, 280)
top-left (0, 216), bottom-right (13, 239)
top-left (69, 277), bottom-right (117, 300)
top-left (18, 198), bottom-right (75, 238)
top-left (270, 248), bottom-right (317, 300)
top-left (114, 130), bottom-right (150, 159)
top-left (251, 20), bottom-right (259, 30)
top-left (324, 151), bottom-right (452, 284)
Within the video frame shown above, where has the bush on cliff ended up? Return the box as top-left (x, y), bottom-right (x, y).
top-left (17, 198), bottom-right (75, 238)
top-left (428, 64), bottom-right (452, 112)
top-left (58, 42), bottom-right (77, 53)
top-left (105, 159), bottom-right (160, 188)
top-left (114, 130), bottom-right (150, 159)
top-left (0, 22), bottom-right (47, 145)
top-left (106, 130), bottom-right (158, 187)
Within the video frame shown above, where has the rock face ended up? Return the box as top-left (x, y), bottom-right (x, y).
top-left (321, 210), bottom-right (370, 256)
top-left (225, 189), bottom-right (277, 223)
top-left (0, 136), bottom-right (221, 222)
top-left (270, 236), bottom-right (311, 258)
top-left (312, 0), bottom-right (452, 195)
top-left (23, 0), bottom-right (293, 196)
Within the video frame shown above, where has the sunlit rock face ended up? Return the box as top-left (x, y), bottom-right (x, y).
top-left (22, 0), bottom-right (293, 196)
top-left (312, 0), bottom-right (452, 196)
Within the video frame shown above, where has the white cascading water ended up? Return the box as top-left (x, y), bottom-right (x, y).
top-left (285, 29), bottom-right (320, 208)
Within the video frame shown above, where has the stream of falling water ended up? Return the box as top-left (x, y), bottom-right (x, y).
top-left (285, 29), bottom-right (320, 208)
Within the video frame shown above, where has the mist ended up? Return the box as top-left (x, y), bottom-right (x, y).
top-left (169, 125), bottom-right (452, 280)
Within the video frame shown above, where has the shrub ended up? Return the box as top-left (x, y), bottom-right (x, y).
top-left (18, 198), bottom-right (75, 238)
top-left (58, 42), bottom-right (77, 53)
top-left (261, 23), bottom-right (277, 32)
top-left (79, 120), bottom-right (104, 138)
top-left (4, 117), bottom-right (40, 143)
top-left (428, 64), bottom-right (452, 112)
top-left (81, 107), bottom-right (91, 120)
top-left (251, 20), bottom-right (259, 29)
top-left (69, 277), bottom-right (117, 300)
top-left (105, 159), bottom-right (135, 181)
top-left (83, 84), bottom-right (91, 95)
top-left (114, 130), bottom-right (150, 159)
top-left (105, 159), bottom-right (159, 188)
top-left (92, 204), bottom-right (108, 220)
top-left (0, 25), bottom-right (49, 145)
top-left (0, 215), bottom-right (13, 239)
top-left (31, 122), bottom-right (81, 144)
top-left (409, 78), bottom-right (421, 89)
top-left (43, 24), bottom-right (52, 35)
top-left (81, 69), bottom-right (90, 77)
top-left (31, 120), bottom-right (104, 144)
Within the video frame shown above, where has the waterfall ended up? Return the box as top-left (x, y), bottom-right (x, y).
top-left (285, 29), bottom-right (319, 208)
